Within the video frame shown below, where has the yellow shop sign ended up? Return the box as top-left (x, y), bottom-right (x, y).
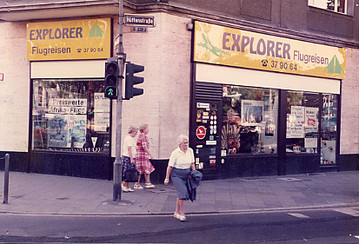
top-left (27, 18), bottom-right (111, 61)
top-left (194, 21), bottom-right (346, 79)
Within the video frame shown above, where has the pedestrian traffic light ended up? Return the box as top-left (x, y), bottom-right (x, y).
top-left (104, 57), bottom-right (119, 99)
top-left (124, 62), bottom-right (144, 100)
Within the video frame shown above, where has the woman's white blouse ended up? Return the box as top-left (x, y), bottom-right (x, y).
top-left (168, 147), bottom-right (195, 169)
top-left (122, 135), bottom-right (136, 157)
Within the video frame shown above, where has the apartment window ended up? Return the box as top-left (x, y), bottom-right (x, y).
top-left (309, 0), bottom-right (347, 14)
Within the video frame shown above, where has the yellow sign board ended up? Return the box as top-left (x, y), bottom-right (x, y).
top-left (27, 18), bottom-right (111, 61)
top-left (194, 21), bottom-right (346, 79)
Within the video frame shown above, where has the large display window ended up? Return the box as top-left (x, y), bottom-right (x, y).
top-left (221, 85), bottom-right (279, 155)
top-left (286, 91), bottom-right (320, 154)
top-left (32, 79), bottom-right (110, 153)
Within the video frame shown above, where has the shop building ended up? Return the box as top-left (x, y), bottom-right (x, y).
top-left (0, 0), bottom-right (358, 181)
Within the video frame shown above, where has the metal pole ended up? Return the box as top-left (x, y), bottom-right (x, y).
top-left (3, 153), bottom-right (10, 204)
top-left (113, 0), bottom-right (125, 201)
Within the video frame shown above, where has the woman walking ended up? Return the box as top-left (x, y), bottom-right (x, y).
top-left (164, 135), bottom-right (196, 222)
top-left (134, 124), bottom-right (155, 189)
top-left (121, 126), bottom-right (138, 192)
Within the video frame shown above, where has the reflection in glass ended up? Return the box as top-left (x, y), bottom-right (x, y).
top-left (32, 79), bottom-right (110, 153)
top-left (308, 0), bottom-right (347, 14)
top-left (321, 94), bottom-right (338, 164)
top-left (221, 85), bottom-right (278, 155)
top-left (286, 92), bottom-right (319, 154)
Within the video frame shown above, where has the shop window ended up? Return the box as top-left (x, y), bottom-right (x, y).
top-left (321, 94), bottom-right (338, 164)
top-left (32, 79), bottom-right (110, 153)
top-left (308, 0), bottom-right (348, 14)
top-left (286, 91), bottom-right (319, 154)
top-left (222, 85), bottom-right (278, 155)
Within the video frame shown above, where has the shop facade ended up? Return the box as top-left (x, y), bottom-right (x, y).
top-left (28, 19), bottom-right (113, 178)
top-left (189, 21), bottom-right (347, 179)
top-left (1, 1), bottom-right (359, 181)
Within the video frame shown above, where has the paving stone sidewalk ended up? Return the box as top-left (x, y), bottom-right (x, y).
top-left (0, 171), bottom-right (358, 216)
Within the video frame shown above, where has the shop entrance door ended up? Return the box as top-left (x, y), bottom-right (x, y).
top-left (193, 100), bottom-right (221, 179)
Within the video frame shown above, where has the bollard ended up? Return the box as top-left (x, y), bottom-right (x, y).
top-left (113, 160), bottom-right (122, 201)
top-left (3, 153), bottom-right (10, 204)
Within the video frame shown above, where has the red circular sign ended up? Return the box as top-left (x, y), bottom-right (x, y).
top-left (196, 126), bottom-right (206, 140)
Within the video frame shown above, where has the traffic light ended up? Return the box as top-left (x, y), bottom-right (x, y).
top-left (104, 57), bottom-right (119, 99)
top-left (124, 62), bottom-right (144, 100)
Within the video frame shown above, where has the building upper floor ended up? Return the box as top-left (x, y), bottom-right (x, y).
top-left (1, 0), bottom-right (358, 48)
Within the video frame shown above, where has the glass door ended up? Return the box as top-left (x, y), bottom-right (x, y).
top-left (321, 94), bottom-right (338, 165)
top-left (194, 100), bottom-right (221, 174)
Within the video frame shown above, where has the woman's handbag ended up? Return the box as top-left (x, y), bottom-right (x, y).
top-left (125, 168), bottom-right (138, 182)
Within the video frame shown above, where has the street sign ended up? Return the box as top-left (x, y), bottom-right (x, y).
top-left (131, 27), bottom-right (147, 33)
top-left (124, 14), bottom-right (155, 27)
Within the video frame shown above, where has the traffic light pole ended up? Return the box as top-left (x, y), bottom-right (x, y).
top-left (113, 0), bottom-right (125, 201)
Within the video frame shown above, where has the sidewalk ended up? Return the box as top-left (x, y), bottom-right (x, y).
top-left (0, 171), bottom-right (359, 216)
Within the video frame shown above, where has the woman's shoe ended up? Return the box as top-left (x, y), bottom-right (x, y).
top-left (174, 213), bottom-right (180, 219)
top-left (178, 215), bottom-right (186, 222)
top-left (134, 184), bottom-right (143, 190)
top-left (145, 183), bottom-right (155, 189)
top-left (127, 187), bottom-right (134, 192)
top-left (121, 185), bottom-right (129, 192)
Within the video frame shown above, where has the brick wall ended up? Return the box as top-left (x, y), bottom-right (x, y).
top-left (112, 13), bottom-right (192, 159)
top-left (0, 21), bottom-right (29, 152)
top-left (340, 48), bottom-right (359, 154)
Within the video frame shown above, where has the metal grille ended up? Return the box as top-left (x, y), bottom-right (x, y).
top-left (195, 82), bottom-right (222, 100)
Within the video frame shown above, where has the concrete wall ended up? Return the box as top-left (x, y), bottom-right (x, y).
top-left (340, 48), bottom-right (359, 154)
top-left (0, 21), bottom-right (29, 152)
top-left (114, 13), bottom-right (192, 159)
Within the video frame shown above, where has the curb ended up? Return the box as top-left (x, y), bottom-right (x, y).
top-left (1, 202), bottom-right (359, 217)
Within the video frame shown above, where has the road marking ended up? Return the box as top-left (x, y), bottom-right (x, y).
top-left (278, 177), bottom-right (302, 182)
top-left (334, 208), bottom-right (359, 217)
top-left (288, 213), bottom-right (310, 219)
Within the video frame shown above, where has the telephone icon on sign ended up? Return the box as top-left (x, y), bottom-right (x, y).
top-left (261, 59), bottom-right (268, 67)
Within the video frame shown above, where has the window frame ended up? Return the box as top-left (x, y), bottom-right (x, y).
top-left (308, 0), bottom-right (351, 15)
top-left (30, 78), bottom-right (111, 154)
top-left (221, 85), bottom-right (279, 156)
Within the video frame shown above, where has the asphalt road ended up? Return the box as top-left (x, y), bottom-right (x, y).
top-left (0, 207), bottom-right (359, 243)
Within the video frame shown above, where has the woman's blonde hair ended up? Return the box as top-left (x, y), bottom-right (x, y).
top-left (139, 124), bottom-right (148, 133)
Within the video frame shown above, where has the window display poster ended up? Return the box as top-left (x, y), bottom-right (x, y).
top-left (286, 106), bottom-right (305, 138)
top-left (47, 114), bottom-right (86, 148)
top-left (47, 114), bottom-right (68, 148)
top-left (94, 112), bottom-right (110, 132)
top-left (94, 93), bottom-right (110, 113)
top-left (241, 100), bottom-right (264, 125)
top-left (94, 93), bottom-right (110, 131)
top-left (305, 107), bottom-right (319, 133)
top-left (48, 98), bottom-right (87, 115)
top-left (67, 115), bottom-right (86, 148)
top-left (305, 137), bottom-right (317, 148)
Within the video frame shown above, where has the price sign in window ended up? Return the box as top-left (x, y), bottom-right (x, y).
top-left (286, 92), bottom-right (320, 154)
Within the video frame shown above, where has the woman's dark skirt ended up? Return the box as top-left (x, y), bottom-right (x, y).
top-left (171, 168), bottom-right (191, 200)
top-left (122, 156), bottom-right (137, 182)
